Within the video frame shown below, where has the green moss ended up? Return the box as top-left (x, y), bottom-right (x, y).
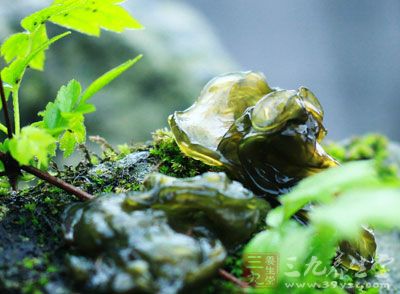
top-left (2, 132), bottom-right (395, 293)
top-left (0, 204), bottom-right (9, 221)
top-left (325, 133), bottom-right (398, 180)
top-left (150, 128), bottom-right (220, 177)
top-left (22, 257), bottom-right (41, 270)
top-left (24, 202), bottom-right (37, 212)
top-left (324, 134), bottom-right (388, 163)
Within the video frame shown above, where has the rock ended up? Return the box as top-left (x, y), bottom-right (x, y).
top-left (88, 151), bottom-right (156, 189)
top-left (371, 231), bottom-right (400, 294)
top-left (0, 150), bottom-right (160, 293)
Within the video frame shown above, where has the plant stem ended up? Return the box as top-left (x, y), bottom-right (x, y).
top-left (0, 124), bottom-right (8, 135)
top-left (12, 89), bottom-right (20, 136)
top-left (21, 164), bottom-right (94, 201)
top-left (218, 269), bottom-right (249, 288)
top-left (0, 151), bottom-right (94, 201)
top-left (0, 75), bottom-right (13, 138)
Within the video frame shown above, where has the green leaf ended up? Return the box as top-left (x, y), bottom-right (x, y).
top-left (37, 56), bottom-right (141, 158)
top-left (21, 1), bottom-right (83, 32)
top-left (311, 188), bottom-right (400, 239)
top-left (244, 221), bottom-right (313, 282)
top-left (28, 25), bottom-right (49, 70)
top-left (1, 0), bottom-right (142, 87)
top-left (0, 25), bottom-right (51, 71)
top-left (8, 126), bottom-right (56, 167)
top-left (21, 0), bottom-right (143, 36)
top-left (1, 33), bottom-right (29, 64)
top-left (81, 55), bottom-right (143, 102)
top-left (39, 79), bottom-right (93, 157)
top-left (1, 32), bottom-right (70, 90)
top-left (266, 161), bottom-right (396, 227)
top-left (40, 102), bottom-right (64, 131)
top-left (41, 79), bottom-right (89, 130)
top-left (244, 222), bottom-right (343, 293)
top-left (59, 115), bottom-right (86, 158)
top-left (56, 79), bottom-right (82, 112)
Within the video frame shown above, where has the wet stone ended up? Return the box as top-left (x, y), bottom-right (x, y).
top-left (87, 151), bottom-right (156, 191)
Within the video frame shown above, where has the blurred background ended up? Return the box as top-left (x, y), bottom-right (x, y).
top-left (1, 0), bottom-right (400, 145)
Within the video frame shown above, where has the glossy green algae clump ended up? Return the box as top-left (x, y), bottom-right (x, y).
top-left (64, 172), bottom-right (269, 293)
top-left (168, 72), bottom-right (376, 272)
top-left (134, 172), bottom-right (270, 247)
top-left (169, 72), bottom-right (337, 197)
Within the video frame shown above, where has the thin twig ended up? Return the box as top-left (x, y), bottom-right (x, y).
top-left (218, 269), bottom-right (249, 289)
top-left (89, 135), bottom-right (115, 152)
top-left (78, 144), bottom-right (93, 166)
top-left (0, 151), bottom-right (93, 201)
top-left (21, 165), bottom-right (94, 201)
top-left (0, 75), bottom-right (13, 138)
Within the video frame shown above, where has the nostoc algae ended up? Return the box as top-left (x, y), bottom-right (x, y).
top-left (64, 72), bottom-right (377, 292)
top-left (168, 71), bottom-right (376, 272)
top-left (64, 172), bottom-right (269, 293)
top-left (169, 71), bottom-right (337, 197)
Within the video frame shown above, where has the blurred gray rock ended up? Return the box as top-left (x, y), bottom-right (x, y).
top-left (0, 0), bottom-right (235, 143)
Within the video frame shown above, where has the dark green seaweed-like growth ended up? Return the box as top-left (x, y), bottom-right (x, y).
top-left (63, 172), bottom-right (268, 292)
top-left (129, 172), bottom-right (270, 247)
top-left (64, 194), bottom-right (226, 294)
top-left (169, 73), bottom-right (378, 273)
top-left (169, 72), bottom-right (337, 197)
top-left (169, 71), bottom-right (272, 167)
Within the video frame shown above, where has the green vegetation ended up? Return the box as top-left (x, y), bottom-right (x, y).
top-left (244, 158), bottom-right (400, 293)
top-left (0, 2), bottom-right (399, 294)
top-left (150, 128), bottom-right (219, 177)
top-left (0, 0), bottom-right (142, 192)
top-left (324, 134), bottom-right (389, 163)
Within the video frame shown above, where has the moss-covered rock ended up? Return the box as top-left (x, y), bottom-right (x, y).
top-left (0, 146), bottom-right (160, 293)
top-left (0, 133), bottom-right (399, 294)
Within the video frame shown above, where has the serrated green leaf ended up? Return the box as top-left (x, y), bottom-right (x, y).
top-left (22, 0), bottom-right (142, 36)
top-left (59, 131), bottom-right (77, 158)
top-left (266, 161), bottom-right (394, 227)
top-left (59, 115), bottom-right (86, 158)
top-left (8, 126), bottom-right (56, 167)
top-left (1, 33), bottom-right (29, 63)
top-left (56, 79), bottom-right (81, 112)
top-left (1, 31), bottom-right (70, 90)
top-left (311, 188), bottom-right (400, 239)
top-left (38, 78), bottom-right (95, 158)
top-left (41, 102), bottom-right (63, 130)
top-left (28, 25), bottom-right (49, 70)
top-left (0, 25), bottom-right (50, 71)
top-left (21, 0), bottom-right (84, 32)
top-left (51, 0), bottom-right (143, 36)
top-left (74, 103), bottom-right (96, 114)
top-left (40, 80), bottom-right (81, 131)
top-left (81, 55), bottom-right (143, 102)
